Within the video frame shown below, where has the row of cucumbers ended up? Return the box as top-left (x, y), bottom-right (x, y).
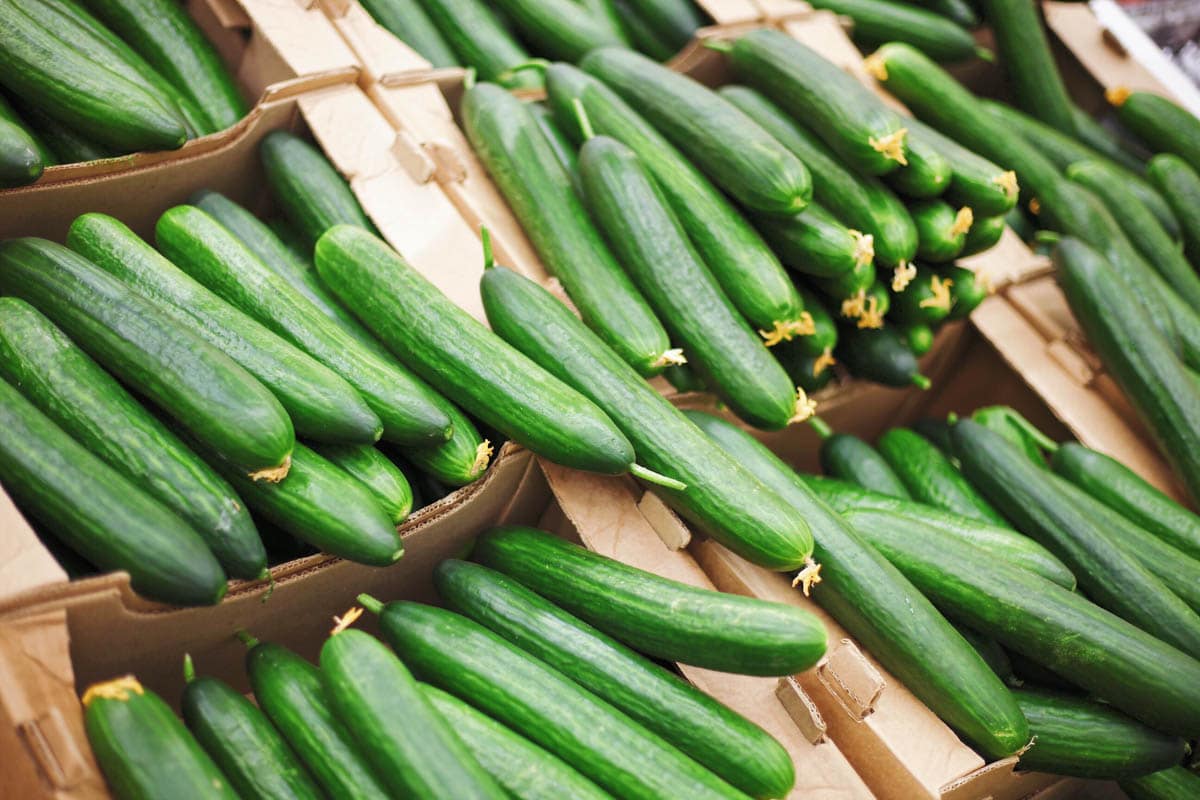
top-left (84, 526), bottom-right (827, 800)
top-left (0, 0), bottom-right (247, 186)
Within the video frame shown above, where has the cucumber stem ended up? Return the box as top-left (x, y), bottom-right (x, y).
top-left (357, 593), bottom-right (385, 615)
top-left (573, 98), bottom-right (595, 141)
top-left (629, 463), bottom-right (687, 491)
top-left (463, 67), bottom-right (477, 91)
top-left (975, 46), bottom-right (995, 63)
top-left (1035, 229), bottom-right (1061, 246)
top-left (183, 653), bottom-right (195, 684)
top-left (235, 629), bottom-right (259, 649)
top-left (702, 38), bottom-right (733, 53)
top-left (480, 226), bottom-right (495, 270)
top-left (999, 407), bottom-right (1060, 453)
top-left (502, 59), bottom-right (549, 78)
top-left (912, 374), bottom-right (932, 390)
top-left (808, 415), bottom-right (833, 440)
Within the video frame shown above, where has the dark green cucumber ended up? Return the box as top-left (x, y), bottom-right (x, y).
top-left (1051, 442), bottom-right (1200, 560)
top-left (0, 91), bottom-right (42, 186)
top-left (182, 659), bottom-right (323, 800)
top-left (0, 237), bottom-right (293, 477)
top-left (808, 417), bottom-right (910, 498)
top-left (813, 256), bottom-right (877, 312)
top-left (0, 87), bottom-right (54, 165)
top-left (837, 324), bottom-right (930, 388)
top-left (939, 263), bottom-right (990, 319)
top-left (312, 444), bottom-right (412, 524)
top-left (473, 526), bottom-right (824, 673)
top-left (877, 426), bottom-right (1006, 524)
top-left (364, 597), bottom-right (751, 800)
top-left (213, 442), bottom-right (402, 565)
top-left (1109, 87), bottom-right (1200, 175)
top-left (911, 201), bottom-right (972, 263)
top-left (360, 0), bottom-right (460, 67)
top-left (719, 84), bottom-right (918, 270)
top-left (1007, 650), bottom-right (1079, 692)
top-left (1147, 153), bottom-right (1200, 264)
top-left (577, 0), bottom-right (631, 49)
top-left (320, 628), bottom-right (505, 799)
top-left (955, 626), bottom-right (1014, 682)
top-left (887, 124), bottom-right (953, 199)
top-left (478, 263), bottom-right (819, 570)
top-left (809, 0), bottom-right (980, 61)
top-left (436, 559), bottom-right (793, 797)
top-left (972, 405), bottom-right (1046, 465)
top-left (1122, 767), bottom-right (1200, 800)
top-left (610, 0), bottom-right (677, 61)
top-left (0, 297), bottom-right (264, 580)
top-left (791, 285), bottom-right (839, 359)
top-left (785, 350), bottom-right (836, 393)
top-left (1071, 104), bottom-right (1146, 172)
top-left (900, 322), bottom-right (935, 356)
top-left (69, 213), bottom-right (382, 445)
top-left (83, 677), bottom-right (236, 800)
top-left (662, 362), bottom-right (707, 394)
top-left (1053, 236), bottom-right (1200, 504)
top-left (399, 408), bottom-right (491, 487)
top-left (622, 0), bottom-right (703, 50)
top-left (756, 202), bottom-right (875, 279)
top-left (491, 0), bottom-right (626, 61)
top-left (418, 0), bottom-right (542, 88)
top-left (545, 65), bottom-right (811, 342)
top-left (912, 416), bottom-right (956, 455)
top-left (729, 30), bottom-right (909, 175)
top-left (156, 205), bottom-right (453, 446)
top-left (260, 131), bottom-right (378, 248)
top-left (0, 377), bottom-right (226, 605)
top-left (0, 2), bottom-right (185, 150)
top-left (527, 101), bottom-right (580, 191)
top-left (421, 683), bottom-right (614, 800)
top-left (583, 47), bottom-right (811, 216)
top-left (242, 638), bottom-right (391, 799)
top-left (958, 214), bottom-right (1006, 257)
top-left (890, 263), bottom-right (957, 326)
top-left (952, 418), bottom-right (1200, 660)
top-left (918, 0), bottom-right (978, 27)
top-left (463, 83), bottom-right (672, 375)
top-left (1014, 689), bottom-right (1186, 779)
top-left (909, 118), bottom-right (1018, 216)
top-left (579, 134), bottom-right (799, 430)
top-left (16, 100), bottom-right (113, 163)
top-left (980, 0), bottom-right (1074, 133)
top-left (685, 411), bottom-right (1031, 760)
top-left (82, 0), bottom-right (246, 131)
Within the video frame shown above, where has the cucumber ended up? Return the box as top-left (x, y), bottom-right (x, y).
top-left (1013, 688), bottom-right (1187, 779)
top-left (312, 444), bottom-right (412, 524)
top-left (491, 0), bottom-right (626, 61)
top-left (1147, 154), bottom-right (1200, 264)
top-left (1053, 236), bottom-right (1200, 504)
top-left (911, 201), bottom-right (971, 262)
top-left (729, 30), bottom-right (909, 176)
top-left (887, 124), bottom-right (953, 199)
top-left (877, 426), bottom-right (1007, 524)
top-left (526, 101), bottom-right (580, 192)
top-left (260, 131), bottom-right (378, 249)
top-left (68, 212), bottom-right (382, 445)
top-left (82, 0), bottom-right (246, 131)
top-left (858, 280), bottom-right (892, 327)
top-left (912, 417), bottom-right (956, 455)
top-left (0, 2), bottom-right (186, 150)
top-left (909, 118), bottom-right (1018, 216)
top-left (901, 322), bottom-right (935, 356)
top-left (0, 85), bottom-right (53, 164)
top-left (241, 637), bottom-right (392, 799)
top-left (181, 658), bottom-right (323, 800)
top-left (791, 285), bottom-right (839, 358)
top-left (837, 324), bottom-right (929, 388)
top-left (16, 100), bottom-right (113, 163)
top-left (1051, 442), bottom-right (1200, 560)
top-left (813, 255), bottom-right (877, 312)
top-left (941, 263), bottom-right (990, 318)
top-left (1071, 104), bottom-right (1146, 172)
top-left (889, 263), bottom-right (957, 325)
top-left (1122, 767), bottom-right (1200, 800)
top-left (719, 85), bottom-right (918, 270)
top-left (685, 411), bottom-right (1031, 760)
top-left (0, 237), bottom-right (293, 477)
top-left (545, 65), bottom-right (811, 343)
top-left (418, 0), bottom-right (542, 88)
top-left (971, 406), bottom-right (1046, 465)
top-left (320, 628), bottom-right (506, 799)
top-left (1007, 650), bottom-right (1079, 692)
top-left (756, 202), bottom-right (875, 279)
top-left (478, 262), bottom-right (820, 570)
top-left (582, 47), bottom-right (811, 216)
top-left (662, 361), bottom-right (707, 394)
top-left (955, 626), bottom-right (1014, 682)
top-left (0, 377), bottom-right (227, 605)
top-left (463, 82), bottom-right (673, 375)
top-left (360, 0), bottom-right (460, 67)
top-left (420, 683), bottom-right (614, 800)
top-left (578, 133), bottom-right (800, 430)
top-left (958, 214), bottom-right (1005, 257)
top-left (155, 204), bottom-right (453, 446)
top-left (622, 0), bottom-right (703, 50)
top-left (83, 677), bottom-right (236, 800)
top-left (610, 0), bottom-right (677, 61)
top-left (0, 297), bottom-right (264, 580)
top-left (400, 408), bottom-right (492, 487)
top-left (808, 0), bottom-right (981, 62)
top-left (0, 91), bottom-right (42, 186)
top-left (808, 417), bottom-right (910, 497)
top-left (952, 418), bottom-right (1200, 660)
top-left (473, 526), bottom-right (823, 673)
top-left (775, 340), bottom-right (836, 393)
top-left (578, 0), bottom-right (634, 48)
top-left (1091, 496), bottom-right (1200, 614)
top-left (980, 0), bottom-right (1074, 134)
top-left (212, 442), bottom-right (403, 566)
top-left (919, 0), bottom-right (978, 27)
top-left (1108, 87), bottom-right (1200, 175)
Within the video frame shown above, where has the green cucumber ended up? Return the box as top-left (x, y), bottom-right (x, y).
top-left (610, 0), bottom-right (677, 61)
top-left (886, 124), bottom-right (953, 199)
top-left (939, 263), bottom-right (990, 319)
top-left (685, 411), bottom-right (1031, 760)
top-left (1071, 104), bottom-right (1146, 172)
top-left (972, 406), bottom-right (1046, 465)
top-left (728, 30), bottom-right (909, 176)
top-left (955, 626), bottom-right (1013, 682)
top-left (1121, 767), bottom-right (1200, 800)
top-left (463, 82), bottom-right (672, 375)
top-left (83, 677), bottom-right (236, 800)
top-left (756, 202), bottom-right (875, 279)
top-left (719, 84), bottom-right (918, 270)
top-left (808, 0), bottom-right (981, 62)
top-left (900, 322), bottom-right (935, 356)
top-left (621, 0), bottom-right (702, 50)
top-left (312, 444), bottom-right (412, 524)
top-left (545, 65), bottom-right (811, 343)
top-left (82, 0), bottom-right (246, 131)
top-left (155, 204), bottom-right (453, 446)
top-left (0, 237), bottom-right (293, 477)
top-left (320, 628), bottom-right (506, 799)
top-left (363, 597), bottom-right (751, 800)
top-left (315, 225), bottom-right (647, 477)
top-left (418, 0), bottom-right (542, 88)
top-left (478, 262), bottom-right (819, 570)
top-left (527, 101), bottom-right (580, 191)
top-left (436, 559), bottom-right (793, 797)
top-left (890, 262), bottom-right (957, 326)
top-left (919, 0), bottom-right (978, 27)
top-left (791, 285), bottom-right (839, 358)
top-left (582, 47), bottom-right (811, 216)
top-left (958, 214), bottom-right (1006, 257)
top-left (909, 118), bottom-right (1018, 216)
top-left (808, 417), bottom-right (910, 497)
top-left (473, 526), bottom-right (824, 673)
top-left (421, 683), bottom-right (614, 800)
top-left (911, 200), bottom-right (972, 262)
top-left (181, 658), bottom-right (323, 800)
top-left (399, 408), bottom-right (491, 487)
top-left (837, 324), bottom-right (929, 388)
top-left (877, 426), bottom-right (1006, 524)
top-left (0, 89), bottom-right (54, 165)
top-left (577, 0), bottom-right (632, 48)
top-left (360, 0), bottom-right (460, 67)
top-left (1089, 496), bottom-right (1200, 614)
top-left (491, 0), bottom-right (626, 61)
top-left (1013, 688), bottom-right (1187, 779)
top-left (813, 256), bottom-right (877, 311)
top-left (1007, 650), bottom-right (1079, 692)
top-left (241, 637), bottom-right (391, 799)
top-left (0, 297), bottom-right (264, 580)
top-left (1109, 87), bottom-right (1200, 174)
top-left (0, 91), bottom-right (42, 186)
top-left (16, 100), bottom-right (113, 163)
top-left (578, 133), bottom-right (800, 430)
top-left (786, 350), bottom-right (836, 393)
top-left (912, 417), bottom-right (956, 455)
top-left (1147, 154), bottom-right (1200, 264)
top-left (980, 0), bottom-right (1074, 133)
top-left (0, 376), bottom-right (226, 605)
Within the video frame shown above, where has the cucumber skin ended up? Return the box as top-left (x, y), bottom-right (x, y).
top-left (756, 202), bottom-right (870, 279)
top-left (0, 237), bottom-right (293, 476)
top-left (435, 559), bottom-right (794, 798)
top-left (16, 101), bottom-right (113, 163)
top-left (1147, 154), bottom-right (1200, 265)
top-left (611, 0), bottom-right (677, 61)
top-left (836, 324), bottom-right (923, 387)
top-left (980, 0), bottom-right (1074, 134)
top-left (0, 377), bottom-right (227, 606)
top-left (479, 266), bottom-right (818, 571)
top-left (814, 250), bottom-right (876, 303)
top-left (417, 0), bottom-right (541, 88)
top-left (621, 0), bottom-right (702, 49)
top-left (182, 676), bottom-right (323, 800)
top-left (473, 526), bottom-right (824, 675)
top-left (911, 201), bottom-right (968, 263)
top-left (1071, 105), bottom-right (1146, 173)
top-left (0, 111), bottom-right (42, 187)
top-left (939, 263), bottom-right (990, 318)
top-left (877, 427), bottom-right (1006, 524)
top-left (901, 323), bottom-right (935, 356)
top-left (0, 297), bottom-right (264, 580)
top-left (811, 0), bottom-right (979, 61)
top-left (818, 431), bottom-right (912, 498)
top-left (684, 411), bottom-right (1031, 760)
top-left (890, 265), bottom-right (954, 326)
top-left (491, 0), bottom-right (626, 61)
top-left (463, 82), bottom-right (671, 376)
top-left (887, 127), bottom-right (953, 199)
top-left (958, 215), bottom-right (1005, 257)
top-left (313, 444), bottom-right (412, 524)
top-left (399, 407), bottom-right (490, 487)
top-left (85, 684), bottom-right (237, 800)
top-left (314, 225), bottom-right (637, 477)
top-left (359, 0), bottom-right (460, 67)
top-left (955, 626), bottom-right (1014, 682)
top-left (527, 102), bottom-right (581, 193)
top-left (578, 135), bottom-right (798, 430)
top-left (374, 601), bottom-right (752, 800)
top-left (1097, 498), bottom-right (1200, 613)
top-left (1115, 91), bottom-right (1200, 176)
top-left (792, 285), bottom-right (839, 358)
top-left (0, 90), bottom-right (54, 167)
top-left (1121, 767), bottom-right (1200, 800)
top-left (910, 119), bottom-right (1017, 217)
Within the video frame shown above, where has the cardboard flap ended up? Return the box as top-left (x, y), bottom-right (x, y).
top-left (238, 0), bottom-right (359, 79)
top-left (775, 676), bottom-right (828, 744)
top-left (636, 491), bottom-right (692, 551)
top-left (818, 640), bottom-right (885, 720)
top-left (0, 487), bottom-right (65, 604)
top-left (319, 0), bottom-right (434, 83)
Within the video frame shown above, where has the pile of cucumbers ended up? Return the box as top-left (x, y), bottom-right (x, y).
top-left (0, 0), bottom-right (247, 186)
top-left (83, 526), bottom-right (828, 800)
